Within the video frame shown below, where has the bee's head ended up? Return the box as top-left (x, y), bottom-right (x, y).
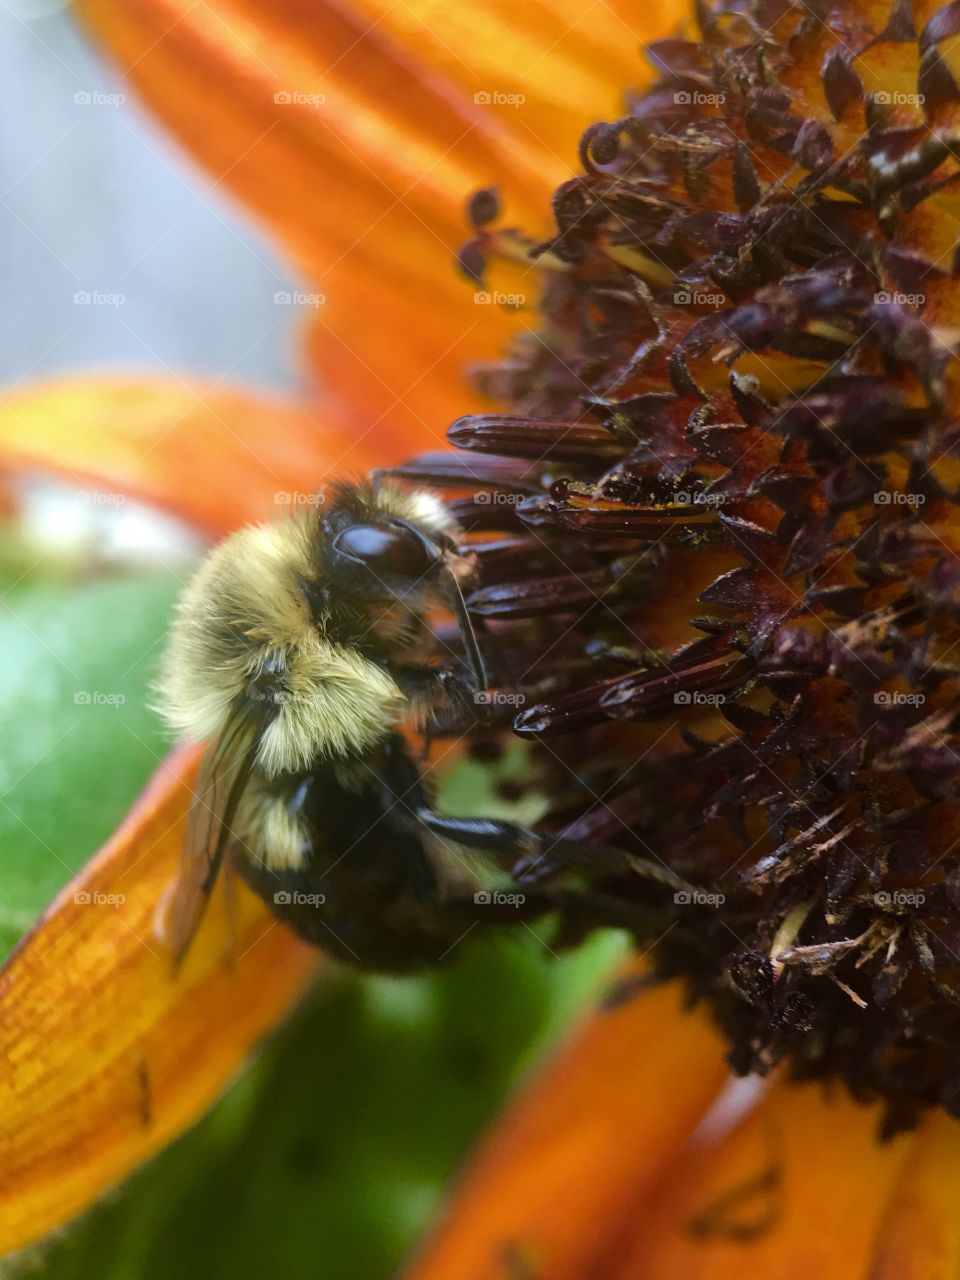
top-left (330, 517), bottom-right (453, 585)
top-left (319, 482), bottom-right (486, 689)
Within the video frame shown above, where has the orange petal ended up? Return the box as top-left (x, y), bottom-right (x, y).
top-left (406, 978), bottom-right (730, 1280)
top-left (341, 0), bottom-right (686, 164)
top-left (74, 0), bottom-right (687, 438)
top-left (77, 0), bottom-right (558, 263)
top-left (0, 745), bottom-right (318, 1257)
top-left (0, 376), bottom-right (392, 537)
top-left (73, 0), bottom-right (621, 272)
top-left (612, 1079), bottom-right (913, 1280)
top-left (865, 1111), bottom-right (960, 1280)
top-left (300, 269), bottom-right (525, 448)
top-left (69, 0), bottom-right (542, 442)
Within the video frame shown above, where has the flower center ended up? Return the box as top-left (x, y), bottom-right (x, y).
top-left (412, 0), bottom-right (960, 1130)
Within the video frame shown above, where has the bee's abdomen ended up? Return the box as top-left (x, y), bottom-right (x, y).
top-left (232, 736), bottom-right (468, 971)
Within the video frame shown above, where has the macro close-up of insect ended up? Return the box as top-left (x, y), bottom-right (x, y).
top-left (154, 477), bottom-right (616, 972)
top-left (7, 0), bottom-right (960, 1277)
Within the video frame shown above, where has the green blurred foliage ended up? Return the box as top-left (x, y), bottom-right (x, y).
top-left (0, 570), bottom-right (180, 960)
top-left (0, 553), bottom-right (624, 1280)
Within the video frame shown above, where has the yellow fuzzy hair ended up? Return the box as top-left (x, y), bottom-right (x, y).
top-left (383, 484), bottom-right (457, 538)
top-left (154, 511), bottom-right (407, 774)
top-left (236, 773), bottom-right (310, 870)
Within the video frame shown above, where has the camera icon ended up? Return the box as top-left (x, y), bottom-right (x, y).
top-left (274, 91), bottom-right (292, 104)
top-left (273, 890), bottom-right (292, 904)
top-left (474, 890), bottom-right (492, 904)
top-left (74, 890), bottom-right (91, 905)
top-left (274, 290), bottom-right (292, 304)
top-left (474, 291), bottom-right (491, 304)
top-left (73, 90), bottom-right (92, 105)
top-left (673, 289), bottom-right (691, 305)
top-left (874, 691), bottom-right (891, 705)
top-left (874, 290), bottom-right (890, 304)
top-left (675, 491), bottom-right (691, 505)
top-left (875, 90), bottom-right (891, 105)
top-left (674, 691), bottom-right (692, 705)
top-left (74, 691), bottom-right (92, 704)
top-left (674, 90), bottom-right (691, 105)
top-left (73, 291), bottom-right (91, 305)
top-left (874, 490), bottom-right (891, 504)
top-left (673, 890), bottom-right (692, 904)
top-left (474, 91), bottom-right (492, 104)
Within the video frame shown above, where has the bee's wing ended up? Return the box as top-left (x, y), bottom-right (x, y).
top-left (160, 710), bottom-right (260, 966)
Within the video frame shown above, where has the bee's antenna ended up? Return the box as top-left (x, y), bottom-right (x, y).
top-left (444, 567), bottom-right (488, 694)
top-left (392, 516), bottom-right (488, 692)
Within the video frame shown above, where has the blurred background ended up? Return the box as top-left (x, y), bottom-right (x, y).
top-left (0, 4), bottom-right (623, 1277)
top-left (1, 0), bottom-right (296, 390)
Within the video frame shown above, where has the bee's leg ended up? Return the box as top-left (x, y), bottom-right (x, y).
top-left (393, 666), bottom-right (522, 739)
top-left (393, 664), bottom-right (485, 737)
top-left (415, 808), bottom-right (690, 896)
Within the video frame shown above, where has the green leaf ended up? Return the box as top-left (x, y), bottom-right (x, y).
top-left (0, 572), bottom-right (181, 959)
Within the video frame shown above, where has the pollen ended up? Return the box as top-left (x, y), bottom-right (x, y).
top-left (411, 0), bottom-right (960, 1130)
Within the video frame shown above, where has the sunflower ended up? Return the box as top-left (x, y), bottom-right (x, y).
top-left (4, 0), bottom-right (960, 1276)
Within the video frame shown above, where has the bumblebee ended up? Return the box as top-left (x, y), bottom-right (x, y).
top-left (154, 479), bottom-right (600, 971)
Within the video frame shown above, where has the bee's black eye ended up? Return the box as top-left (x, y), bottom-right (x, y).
top-left (333, 523), bottom-right (436, 580)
